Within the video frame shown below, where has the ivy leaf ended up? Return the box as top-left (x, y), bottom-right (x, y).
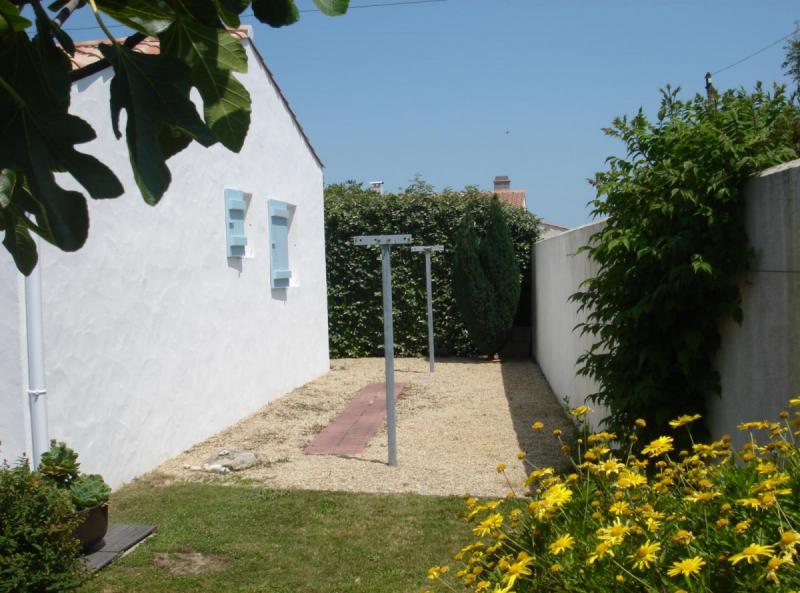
top-left (252, 0), bottom-right (299, 27)
top-left (0, 32), bottom-right (123, 254)
top-left (100, 43), bottom-right (216, 204)
top-left (160, 20), bottom-right (251, 152)
top-left (313, 0), bottom-right (349, 16)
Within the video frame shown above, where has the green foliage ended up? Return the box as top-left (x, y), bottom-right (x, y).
top-left (38, 440), bottom-right (111, 510)
top-left (572, 84), bottom-right (800, 441)
top-left (784, 29), bottom-right (800, 96)
top-left (452, 215), bottom-right (497, 354)
top-left (38, 440), bottom-right (80, 487)
top-left (453, 197), bottom-right (521, 356)
top-left (0, 459), bottom-right (85, 593)
top-left (69, 474), bottom-right (112, 510)
top-left (325, 181), bottom-right (540, 358)
top-left (0, 0), bottom-right (348, 275)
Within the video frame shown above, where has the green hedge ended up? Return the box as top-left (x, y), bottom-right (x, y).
top-left (325, 182), bottom-right (540, 358)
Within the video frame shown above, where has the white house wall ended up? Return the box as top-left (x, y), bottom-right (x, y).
top-left (0, 260), bottom-right (27, 464)
top-left (1, 40), bottom-right (329, 486)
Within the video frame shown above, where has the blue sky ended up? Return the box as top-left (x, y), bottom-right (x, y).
top-left (60, 1), bottom-right (799, 226)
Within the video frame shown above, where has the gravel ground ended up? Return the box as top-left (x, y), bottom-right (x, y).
top-left (153, 358), bottom-right (576, 498)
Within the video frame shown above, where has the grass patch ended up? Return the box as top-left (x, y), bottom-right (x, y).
top-left (80, 481), bottom-right (469, 593)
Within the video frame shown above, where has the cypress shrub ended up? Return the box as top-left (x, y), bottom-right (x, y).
top-left (480, 196), bottom-right (522, 347)
top-left (452, 198), bottom-right (521, 356)
top-left (452, 214), bottom-right (499, 355)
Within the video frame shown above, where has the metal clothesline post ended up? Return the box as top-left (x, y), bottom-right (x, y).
top-left (353, 234), bottom-right (412, 466)
top-left (411, 245), bottom-right (444, 372)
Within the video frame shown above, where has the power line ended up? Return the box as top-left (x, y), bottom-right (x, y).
top-left (299, 0), bottom-right (446, 11)
top-left (62, 0), bottom-right (447, 32)
top-left (712, 26), bottom-right (798, 76)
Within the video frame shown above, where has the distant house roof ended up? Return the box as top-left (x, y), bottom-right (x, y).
top-left (491, 189), bottom-right (526, 209)
top-left (67, 26), bottom-right (323, 169)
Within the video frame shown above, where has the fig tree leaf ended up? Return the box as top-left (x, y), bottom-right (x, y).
top-left (160, 20), bottom-right (251, 152)
top-left (0, 32), bottom-right (123, 254)
top-left (100, 42), bottom-right (216, 204)
top-left (252, 0), bottom-right (299, 28)
top-left (215, 0), bottom-right (248, 27)
top-left (0, 0), bottom-right (33, 33)
top-left (313, 0), bottom-right (349, 16)
top-left (96, 0), bottom-right (173, 35)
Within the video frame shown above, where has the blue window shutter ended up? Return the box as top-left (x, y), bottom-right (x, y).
top-left (225, 188), bottom-right (247, 257)
top-left (268, 200), bottom-right (292, 288)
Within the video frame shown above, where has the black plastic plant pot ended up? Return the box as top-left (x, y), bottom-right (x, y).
top-left (73, 504), bottom-right (109, 552)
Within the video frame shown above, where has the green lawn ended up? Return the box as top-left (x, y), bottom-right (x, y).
top-left (80, 480), bottom-right (470, 593)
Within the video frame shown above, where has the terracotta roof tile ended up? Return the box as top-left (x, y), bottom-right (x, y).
top-left (491, 189), bottom-right (527, 209)
top-left (68, 27), bottom-right (249, 70)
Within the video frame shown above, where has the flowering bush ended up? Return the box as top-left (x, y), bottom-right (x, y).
top-left (428, 399), bottom-right (800, 592)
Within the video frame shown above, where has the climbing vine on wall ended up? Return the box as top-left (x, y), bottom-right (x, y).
top-left (325, 182), bottom-right (540, 358)
top-left (572, 84), bottom-right (800, 441)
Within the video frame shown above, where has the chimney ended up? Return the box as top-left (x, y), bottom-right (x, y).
top-left (369, 180), bottom-right (384, 196)
top-left (493, 175), bottom-right (510, 191)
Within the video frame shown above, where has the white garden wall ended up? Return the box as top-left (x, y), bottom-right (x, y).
top-left (532, 160), bottom-right (800, 439)
top-left (0, 36), bottom-right (330, 486)
top-left (531, 220), bottom-right (607, 430)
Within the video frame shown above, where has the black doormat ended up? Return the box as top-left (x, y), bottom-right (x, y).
top-left (85, 524), bottom-right (156, 571)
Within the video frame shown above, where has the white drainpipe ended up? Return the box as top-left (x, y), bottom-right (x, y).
top-left (24, 247), bottom-right (49, 469)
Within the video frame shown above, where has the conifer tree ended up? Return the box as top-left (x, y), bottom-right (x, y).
top-left (452, 198), bottom-right (520, 357)
top-left (480, 196), bottom-right (521, 344)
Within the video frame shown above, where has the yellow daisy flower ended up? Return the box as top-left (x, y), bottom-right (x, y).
top-left (472, 513), bottom-right (503, 537)
top-left (728, 543), bottom-right (775, 565)
top-left (669, 413), bottom-right (702, 428)
top-left (548, 533), bottom-right (576, 555)
top-left (628, 539), bottom-right (661, 570)
top-left (641, 436), bottom-right (674, 457)
top-left (667, 556), bottom-right (706, 578)
top-left (571, 405), bottom-right (592, 417)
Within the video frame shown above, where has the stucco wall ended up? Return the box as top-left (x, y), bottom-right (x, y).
top-left (1, 39), bottom-right (329, 486)
top-left (0, 259), bottom-right (27, 464)
top-left (532, 220), bottom-right (607, 429)
top-left (533, 160), bottom-right (800, 438)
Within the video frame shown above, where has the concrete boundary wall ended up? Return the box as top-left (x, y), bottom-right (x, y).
top-left (532, 159), bottom-right (800, 439)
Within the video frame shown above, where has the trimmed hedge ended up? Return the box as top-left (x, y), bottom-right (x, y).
top-left (325, 182), bottom-right (540, 357)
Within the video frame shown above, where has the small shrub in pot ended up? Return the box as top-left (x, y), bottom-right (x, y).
top-left (0, 459), bottom-right (86, 592)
